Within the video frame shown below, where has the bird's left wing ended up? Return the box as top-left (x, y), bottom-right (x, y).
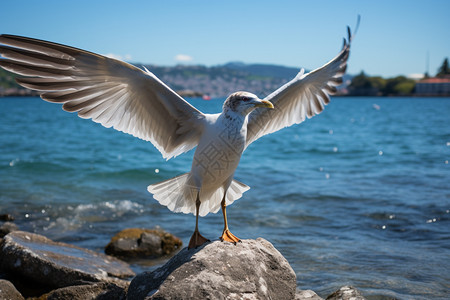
top-left (0, 34), bottom-right (205, 160)
top-left (246, 25), bottom-right (356, 148)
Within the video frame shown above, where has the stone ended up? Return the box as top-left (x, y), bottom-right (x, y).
top-left (105, 228), bottom-right (182, 258)
top-left (0, 279), bottom-right (24, 300)
top-left (0, 271), bottom-right (50, 298)
top-left (140, 232), bottom-right (162, 254)
top-left (296, 289), bottom-right (324, 300)
top-left (0, 222), bottom-right (19, 238)
top-left (43, 282), bottom-right (127, 300)
top-left (0, 215), bottom-right (14, 222)
top-left (0, 231), bottom-right (135, 290)
top-left (326, 286), bottom-right (365, 300)
top-left (127, 238), bottom-right (297, 300)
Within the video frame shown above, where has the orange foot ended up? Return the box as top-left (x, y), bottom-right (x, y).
top-left (220, 229), bottom-right (241, 244)
top-left (188, 230), bottom-right (210, 249)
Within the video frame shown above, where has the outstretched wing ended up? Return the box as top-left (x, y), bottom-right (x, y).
top-left (246, 25), bottom-right (356, 148)
top-left (0, 34), bottom-right (205, 159)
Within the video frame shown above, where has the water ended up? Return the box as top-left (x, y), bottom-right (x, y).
top-left (1, 96), bottom-right (449, 299)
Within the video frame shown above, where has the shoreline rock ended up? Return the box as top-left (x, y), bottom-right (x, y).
top-left (128, 238), bottom-right (297, 300)
top-left (38, 282), bottom-right (127, 300)
top-left (0, 230), bottom-right (367, 299)
top-left (0, 231), bottom-right (134, 297)
top-left (0, 214), bottom-right (15, 222)
top-left (296, 289), bottom-right (323, 299)
top-left (326, 286), bottom-right (366, 300)
top-left (0, 279), bottom-right (24, 300)
top-left (0, 222), bottom-right (18, 238)
top-left (105, 228), bottom-right (182, 259)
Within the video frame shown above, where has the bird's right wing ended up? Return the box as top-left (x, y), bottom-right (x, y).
top-left (246, 22), bottom-right (358, 148)
top-left (0, 34), bottom-right (205, 160)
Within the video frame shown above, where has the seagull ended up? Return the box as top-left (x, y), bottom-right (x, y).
top-left (0, 22), bottom-right (357, 249)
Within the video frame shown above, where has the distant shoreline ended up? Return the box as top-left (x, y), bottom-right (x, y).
top-left (2, 93), bottom-right (449, 99)
top-left (1, 86), bottom-right (449, 99)
top-left (0, 89), bottom-right (40, 97)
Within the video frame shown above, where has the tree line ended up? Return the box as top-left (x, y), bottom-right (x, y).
top-left (348, 58), bottom-right (449, 96)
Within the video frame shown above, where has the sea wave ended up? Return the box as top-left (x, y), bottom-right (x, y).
top-left (1, 97), bottom-right (449, 299)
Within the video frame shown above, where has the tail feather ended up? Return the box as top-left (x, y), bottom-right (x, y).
top-left (148, 174), bottom-right (250, 217)
top-left (147, 173), bottom-right (196, 214)
top-left (226, 179), bottom-right (250, 206)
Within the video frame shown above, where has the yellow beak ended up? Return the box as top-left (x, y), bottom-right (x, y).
top-left (254, 100), bottom-right (274, 109)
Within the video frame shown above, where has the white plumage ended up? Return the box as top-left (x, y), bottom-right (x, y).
top-left (0, 21), bottom-right (357, 247)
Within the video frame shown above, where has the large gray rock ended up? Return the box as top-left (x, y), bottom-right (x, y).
top-left (128, 238), bottom-right (297, 300)
top-left (0, 231), bottom-right (134, 290)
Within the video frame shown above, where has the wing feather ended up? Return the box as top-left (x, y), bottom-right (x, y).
top-left (16, 77), bottom-right (94, 91)
top-left (246, 23), bottom-right (357, 147)
top-left (0, 34), bottom-right (206, 159)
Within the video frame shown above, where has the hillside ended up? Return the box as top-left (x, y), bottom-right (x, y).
top-left (0, 62), bottom-right (351, 98)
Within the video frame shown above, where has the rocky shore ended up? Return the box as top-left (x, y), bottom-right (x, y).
top-left (0, 220), bottom-right (366, 300)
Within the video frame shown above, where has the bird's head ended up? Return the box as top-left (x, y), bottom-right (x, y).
top-left (223, 91), bottom-right (274, 115)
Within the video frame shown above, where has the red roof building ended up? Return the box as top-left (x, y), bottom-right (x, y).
top-left (415, 76), bottom-right (450, 96)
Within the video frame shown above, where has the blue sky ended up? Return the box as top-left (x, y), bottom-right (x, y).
top-left (1, 0), bottom-right (449, 78)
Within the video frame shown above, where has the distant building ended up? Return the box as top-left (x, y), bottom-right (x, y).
top-left (415, 76), bottom-right (450, 96)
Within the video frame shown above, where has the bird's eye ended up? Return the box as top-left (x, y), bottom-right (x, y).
top-left (242, 97), bottom-right (250, 102)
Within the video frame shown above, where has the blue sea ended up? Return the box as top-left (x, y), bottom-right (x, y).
top-left (0, 96), bottom-right (449, 299)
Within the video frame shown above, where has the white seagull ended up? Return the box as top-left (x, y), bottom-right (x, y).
top-left (0, 22), bottom-right (357, 248)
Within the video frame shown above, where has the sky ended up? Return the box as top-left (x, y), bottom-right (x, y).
top-left (0, 0), bottom-right (449, 78)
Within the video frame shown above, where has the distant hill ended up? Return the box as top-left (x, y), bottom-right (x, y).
top-left (0, 68), bottom-right (39, 96)
top-left (223, 62), bottom-right (302, 79)
top-left (142, 62), bottom-right (303, 98)
top-left (0, 61), bottom-right (352, 98)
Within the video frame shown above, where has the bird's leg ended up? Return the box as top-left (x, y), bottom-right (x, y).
top-left (219, 193), bottom-right (241, 244)
top-left (188, 192), bottom-right (210, 249)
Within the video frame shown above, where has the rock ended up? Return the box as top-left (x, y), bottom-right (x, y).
top-left (0, 271), bottom-right (51, 299)
top-left (326, 286), bottom-right (365, 300)
top-left (0, 279), bottom-right (24, 300)
top-left (0, 231), bottom-right (135, 291)
top-left (127, 238), bottom-right (297, 300)
top-left (296, 289), bottom-right (323, 300)
top-left (105, 228), bottom-right (182, 258)
top-left (42, 282), bottom-right (127, 300)
top-left (0, 222), bottom-right (19, 238)
top-left (0, 214), bottom-right (14, 222)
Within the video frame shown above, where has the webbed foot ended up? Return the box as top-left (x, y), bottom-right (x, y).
top-left (188, 230), bottom-right (210, 249)
top-left (220, 229), bottom-right (241, 245)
